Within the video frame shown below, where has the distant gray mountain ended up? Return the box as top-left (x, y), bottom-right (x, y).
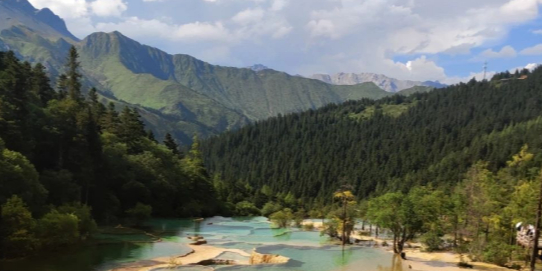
top-left (311, 72), bottom-right (446, 93)
top-left (248, 64), bottom-right (270, 72)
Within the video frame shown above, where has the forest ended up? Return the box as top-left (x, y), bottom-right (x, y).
top-left (0, 48), bottom-right (222, 258)
top-left (202, 68), bottom-right (542, 266)
top-left (202, 68), bottom-right (542, 206)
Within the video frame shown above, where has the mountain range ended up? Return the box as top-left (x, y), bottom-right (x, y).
top-left (0, 0), bottom-right (428, 144)
top-left (311, 73), bottom-right (446, 93)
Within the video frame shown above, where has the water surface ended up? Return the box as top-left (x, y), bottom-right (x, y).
top-left (0, 217), bottom-right (403, 271)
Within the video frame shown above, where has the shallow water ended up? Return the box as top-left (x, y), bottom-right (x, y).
top-left (0, 217), bottom-right (403, 271)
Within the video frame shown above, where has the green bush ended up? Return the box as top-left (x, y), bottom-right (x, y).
top-left (481, 241), bottom-right (515, 266)
top-left (303, 223), bottom-right (315, 231)
top-left (1, 196), bottom-right (39, 257)
top-left (57, 203), bottom-right (97, 238)
top-left (261, 202), bottom-right (282, 217)
top-left (270, 209), bottom-right (294, 228)
top-left (37, 210), bottom-right (80, 248)
top-left (421, 231), bottom-right (443, 252)
top-left (234, 201), bottom-right (260, 216)
top-left (125, 203), bottom-right (152, 226)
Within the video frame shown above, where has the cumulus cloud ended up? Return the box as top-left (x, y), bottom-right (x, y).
top-left (479, 46), bottom-right (517, 59)
top-left (27, 0), bottom-right (542, 82)
top-left (28, 0), bottom-right (89, 19)
top-left (29, 0), bottom-right (127, 18)
top-left (232, 8), bottom-right (265, 25)
top-left (95, 17), bottom-right (232, 42)
top-left (90, 0), bottom-right (127, 17)
top-left (520, 44), bottom-right (542, 55)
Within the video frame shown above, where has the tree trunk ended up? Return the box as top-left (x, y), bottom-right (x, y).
top-left (530, 173), bottom-right (542, 271)
top-left (397, 228), bottom-right (407, 254)
top-left (341, 198), bottom-right (347, 246)
top-left (393, 233), bottom-right (398, 254)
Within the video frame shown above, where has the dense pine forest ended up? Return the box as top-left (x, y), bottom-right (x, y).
top-left (202, 68), bottom-right (542, 203)
top-left (0, 48), bottom-right (222, 258)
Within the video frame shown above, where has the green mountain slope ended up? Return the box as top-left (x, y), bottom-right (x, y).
top-left (0, 0), bottom-right (390, 144)
top-left (201, 69), bottom-right (542, 202)
top-left (82, 31), bottom-right (389, 120)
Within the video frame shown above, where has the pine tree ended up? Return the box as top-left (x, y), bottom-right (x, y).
top-left (164, 133), bottom-right (180, 155)
top-left (101, 102), bottom-right (119, 134)
top-left (57, 74), bottom-right (68, 99)
top-left (65, 46), bottom-right (82, 102)
top-left (87, 87), bottom-right (105, 125)
top-left (31, 63), bottom-right (55, 105)
top-left (146, 130), bottom-right (157, 142)
top-left (118, 107), bottom-right (146, 153)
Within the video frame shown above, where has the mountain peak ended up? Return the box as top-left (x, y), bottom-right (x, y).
top-left (248, 64), bottom-right (270, 72)
top-left (0, 0), bottom-right (78, 41)
top-left (2, 0), bottom-right (35, 12)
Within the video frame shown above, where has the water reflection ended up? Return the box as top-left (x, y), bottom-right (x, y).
top-left (333, 247), bottom-right (354, 268)
top-left (376, 255), bottom-right (404, 271)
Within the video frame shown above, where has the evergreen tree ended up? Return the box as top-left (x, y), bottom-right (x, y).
top-left (164, 133), bottom-right (180, 155)
top-left (65, 46), bottom-right (82, 102)
top-left (56, 74), bottom-right (68, 99)
top-left (30, 63), bottom-right (55, 106)
top-left (146, 130), bottom-right (157, 142)
top-left (101, 102), bottom-right (119, 134)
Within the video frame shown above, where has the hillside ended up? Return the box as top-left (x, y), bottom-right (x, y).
top-left (202, 68), bottom-right (542, 202)
top-left (0, 0), bottom-right (390, 144)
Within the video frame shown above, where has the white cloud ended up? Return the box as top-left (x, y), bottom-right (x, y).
top-left (479, 46), bottom-right (517, 59)
top-left (232, 8), bottom-right (265, 25)
top-left (532, 29), bottom-right (542, 35)
top-left (520, 44), bottom-right (542, 55)
top-left (28, 0), bottom-right (89, 19)
top-left (27, 0), bottom-right (542, 82)
top-left (90, 0), bottom-right (127, 17)
top-left (29, 0), bottom-right (127, 18)
top-left (524, 63), bottom-right (539, 70)
top-left (270, 0), bottom-right (288, 11)
top-left (95, 17), bottom-right (232, 42)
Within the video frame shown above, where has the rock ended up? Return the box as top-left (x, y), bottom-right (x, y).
top-left (196, 259), bottom-right (235, 265)
top-left (249, 249), bottom-right (289, 265)
top-left (190, 240), bottom-right (208, 245)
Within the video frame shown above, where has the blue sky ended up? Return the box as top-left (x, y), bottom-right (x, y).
top-left (28, 0), bottom-right (542, 83)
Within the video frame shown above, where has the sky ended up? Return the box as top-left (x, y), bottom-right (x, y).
top-left (26, 0), bottom-right (542, 84)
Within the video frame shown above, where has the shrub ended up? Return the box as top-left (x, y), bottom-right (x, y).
top-left (303, 223), bottom-right (315, 231)
top-left (125, 203), bottom-right (152, 226)
top-left (270, 209), bottom-right (294, 228)
top-left (37, 210), bottom-right (80, 248)
top-left (421, 231), bottom-right (443, 252)
top-left (234, 201), bottom-right (260, 216)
